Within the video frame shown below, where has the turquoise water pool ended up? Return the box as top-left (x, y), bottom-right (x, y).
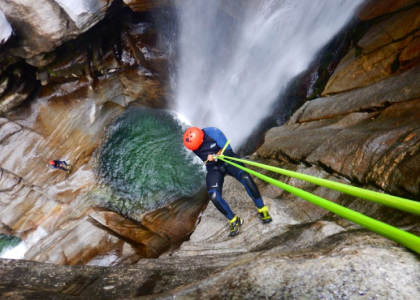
top-left (98, 107), bottom-right (205, 217)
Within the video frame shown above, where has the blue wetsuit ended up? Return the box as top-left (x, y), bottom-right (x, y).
top-left (193, 127), bottom-right (264, 220)
top-left (52, 160), bottom-right (68, 171)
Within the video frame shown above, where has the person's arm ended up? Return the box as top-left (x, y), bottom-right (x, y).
top-left (203, 127), bottom-right (232, 150)
top-left (204, 128), bottom-right (234, 161)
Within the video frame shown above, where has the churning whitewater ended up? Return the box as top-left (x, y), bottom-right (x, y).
top-left (174, 0), bottom-right (363, 149)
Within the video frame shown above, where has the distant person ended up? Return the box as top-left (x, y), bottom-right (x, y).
top-left (183, 127), bottom-right (272, 237)
top-left (49, 160), bottom-right (71, 173)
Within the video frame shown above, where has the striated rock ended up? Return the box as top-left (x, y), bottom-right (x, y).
top-left (54, 0), bottom-right (112, 30)
top-left (0, 0), bottom-right (115, 59)
top-left (0, 66), bottom-right (38, 114)
top-left (171, 175), bottom-right (335, 258)
top-left (258, 5), bottom-right (420, 199)
top-left (401, 34), bottom-right (420, 65)
top-left (25, 52), bottom-right (57, 68)
top-left (291, 65), bottom-right (420, 123)
top-left (1, 1), bottom-right (420, 299)
top-left (259, 100), bottom-right (420, 197)
top-left (0, 0), bottom-right (76, 59)
top-left (153, 245), bottom-right (420, 299)
top-left (0, 53), bottom-right (20, 78)
top-left (0, 84), bottom-right (144, 264)
top-left (0, 83), bottom-right (205, 264)
top-left (323, 5), bottom-right (420, 95)
top-left (0, 253), bottom-right (244, 299)
top-left (0, 4), bottom-right (185, 266)
top-left (0, 174), bottom-right (419, 298)
top-left (357, 0), bottom-right (420, 21)
top-left (123, 0), bottom-right (171, 12)
top-left (24, 189), bottom-right (207, 265)
top-left (2, 236), bottom-right (419, 299)
top-left (0, 119), bottom-right (21, 145)
top-left (30, 11), bottom-right (170, 105)
top-left (24, 214), bottom-right (146, 266)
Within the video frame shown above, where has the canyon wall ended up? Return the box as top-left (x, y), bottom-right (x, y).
top-left (0, 1), bottom-right (208, 266)
top-left (1, 0), bottom-right (420, 299)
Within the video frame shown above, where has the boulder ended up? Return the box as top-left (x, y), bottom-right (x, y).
top-left (323, 6), bottom-right (420, 95)
top-left (259, 100), bottom-right (420, 198)
top-left (356, 0), bottom-right (420, 21)
top-left (0, 66), bottom-right (39, 114)
top-left (0, 0), bottom-right (115, 59)
top-left (155, 244), bottom-right (420, 299)
top-left (23, 189), bottom-right (207, 265)
top-left (292, 65), bottom-right (420, 123)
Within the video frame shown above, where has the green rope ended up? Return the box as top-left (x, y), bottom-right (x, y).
top-left (222, 155), bottom-right (420, 216)
top-left (220, 140), bottom-right (231, 155)
top-left (217, 156), bottom-right (420, 254)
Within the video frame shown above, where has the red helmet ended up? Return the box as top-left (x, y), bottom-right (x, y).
top-left (183, 127), bottom-right (204, 150)
top-left (49, 160), bottom-right (55, 165)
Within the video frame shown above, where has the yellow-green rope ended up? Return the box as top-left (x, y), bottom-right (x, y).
top-left (216, 153), bottom-right (420, 254)
top-left (222, 155), bottom-right (420, 216)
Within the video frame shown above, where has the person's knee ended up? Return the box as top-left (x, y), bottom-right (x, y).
top-left (239, 171), bottom-right (261, 199)
top-left (239, 171), bottom-right (256, 188)
top-left (208, 190), bottom-right (228, 216)
top-left (239, 171), bottom-right (251, 182)
top-left (209, 191), bottom-right (219, 203)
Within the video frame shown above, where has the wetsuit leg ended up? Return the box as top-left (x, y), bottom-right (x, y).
top-left (53, 163), bottom-right (68, 171)
top-left (206, 170), bottom-right (235, 220)
top-left (226, 163), bottom-right (264, 208)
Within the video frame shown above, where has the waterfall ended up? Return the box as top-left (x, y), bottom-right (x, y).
top-left (174, 0), bottom-right (364, 149)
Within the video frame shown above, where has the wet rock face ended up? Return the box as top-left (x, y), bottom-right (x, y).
top-left (0, 1), bottom-right (173, 111)
top-left (0, 175), bottom-right (419, 298)
top-left (0, 89), bottom-right (206, 265)
top-left (0, 65), bottom-right (38, 114)
top-left (356, 0), bottom-right (420, 21)
top-left (0, 0), bottom-right (115, 59)
top-left (23, 189), bottom-right (207, 265)
top-left (323, 2), bottom-right (420, 95)
top-left (0, 3), bottom-right (207, 267)
top-left (1, 0), bottom-right (420, 298)
top-left (258, 2), bottom-right (420, 200)
top-left (2, 239), bottom-right (419, 299)
top-left (259, 65), bottom-right (420, 199)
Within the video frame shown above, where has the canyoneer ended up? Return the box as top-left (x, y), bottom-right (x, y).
top-left (183, 127), bottom-right (272, 237)
top-left (49, 160), bottom-right (72, 173)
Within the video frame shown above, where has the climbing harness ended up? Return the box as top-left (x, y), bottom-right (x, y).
top-left (212, 140), bottom-right (420, 254)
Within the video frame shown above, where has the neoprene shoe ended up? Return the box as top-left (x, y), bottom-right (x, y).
top-left (258, 206), bottom-right (272, 224)
top-left (229, 215), bottom-right (244, 237)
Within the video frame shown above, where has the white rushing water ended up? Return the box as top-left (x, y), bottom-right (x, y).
top-left (0, 226), bottom-right (48, 260)
top-left (0, 242), bottom-right (26, 259)
top-left (174, 0), bottom-right (364, 149)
